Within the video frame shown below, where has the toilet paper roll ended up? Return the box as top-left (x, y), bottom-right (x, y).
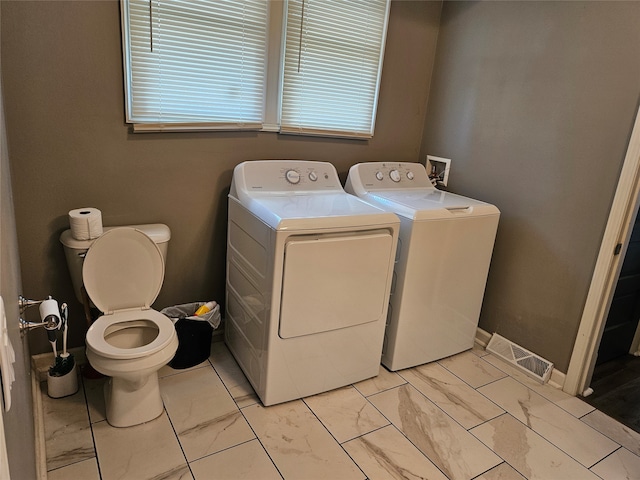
top-left (39, 298), bottom-right (60, 324)
top-left (68, 208), bottom-right (103, 241)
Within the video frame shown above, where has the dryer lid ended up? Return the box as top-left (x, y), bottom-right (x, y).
top-left (82, 228), bottom-right (164, 313)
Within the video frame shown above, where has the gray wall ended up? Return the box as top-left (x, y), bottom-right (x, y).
top-left (1, 4), bottom-right (37, 475)
top-left (421, 1), bottom-right (640, 372)
top-left (1, 0), bottom-right (442, 354)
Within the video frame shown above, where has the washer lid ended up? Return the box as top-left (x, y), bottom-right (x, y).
top-left (82, 228), bottom-right (164, 313)
top-left (362, 190), bottom-right (498, 220)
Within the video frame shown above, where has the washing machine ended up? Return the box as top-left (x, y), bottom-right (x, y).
top-left (225, 160), bottom-right (399, 406)
top-left (345, 162), bottom-right (499, 371)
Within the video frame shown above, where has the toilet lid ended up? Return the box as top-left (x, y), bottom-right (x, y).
top-left (83, 227), bottom-right (164, 313)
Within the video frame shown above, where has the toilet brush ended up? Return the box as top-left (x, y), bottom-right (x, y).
top-left (44, 323), bottom-right (58, 358)
top-left (47, 303), bottom-right (78, 398)
top-left (49, 303), bottom-right (75, 377)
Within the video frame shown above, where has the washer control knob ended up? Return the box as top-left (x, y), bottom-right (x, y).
top-left (309, 171), bottom-right (318, 182)
top-left (375, 171), bottom-right (384, 181)
top-left (389, 169), bottom-right (401, 182)
top-left (285, 169), bottom-right (301, 184)
top-left (407, 171), bottom-right (415, 180)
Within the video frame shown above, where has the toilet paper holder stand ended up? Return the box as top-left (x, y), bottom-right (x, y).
top-left (18, 295), bottom-right (60, 337)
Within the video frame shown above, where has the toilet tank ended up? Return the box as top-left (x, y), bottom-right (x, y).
top-left (60, 223), bottom-right (171, 304)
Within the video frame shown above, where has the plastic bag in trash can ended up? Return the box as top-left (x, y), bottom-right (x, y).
top-left (161, 301), bottom-right (221, 329)
top-left (161, 301), bottom-right (221, 369)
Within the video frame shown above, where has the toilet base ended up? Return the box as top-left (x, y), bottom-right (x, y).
top-left (104, 373), bottom-right (164, 427)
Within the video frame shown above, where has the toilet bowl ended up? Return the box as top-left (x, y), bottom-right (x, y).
top-left (82, 227), bottom-right (178, 427)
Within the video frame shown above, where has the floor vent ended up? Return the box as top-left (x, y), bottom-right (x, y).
top-left (486, 333), bottom-right (553, 384)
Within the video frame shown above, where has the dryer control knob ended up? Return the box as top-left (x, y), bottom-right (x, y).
top-left (309, 171), bottom-right (318, 182)
top-left (389, 169), bottom-right (401, 182)
top-left (285, 169), bottom-right (301, 184)
top-left (375, 171), bottom-right (384, 181)
top-left (407, 171), bottom-right (415, 180)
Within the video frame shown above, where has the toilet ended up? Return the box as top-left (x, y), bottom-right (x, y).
top-left (63, 225), bottom-right (178, 427)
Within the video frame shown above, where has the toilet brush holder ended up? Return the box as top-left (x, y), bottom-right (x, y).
top-left (47, 361), bottom-right (78, 398)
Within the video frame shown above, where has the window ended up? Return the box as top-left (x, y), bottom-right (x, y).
top-left (121, 0), bottom-right (390, 138)
top-left (122, 0), bottom-right (268, 130)
top-left (280, 0), bottom-right (390, 138)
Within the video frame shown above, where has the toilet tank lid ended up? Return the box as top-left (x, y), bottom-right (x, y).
top-left (60, 223), bottom-right (171, 249)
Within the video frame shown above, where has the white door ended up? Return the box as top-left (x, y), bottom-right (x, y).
top-left (279, 231), bottom-right (393, 338)
top-left (0, 60), bottom-right (37, 479)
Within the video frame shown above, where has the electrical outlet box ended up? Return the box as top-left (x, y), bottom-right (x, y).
top-left (426, 155), bottom-right (451, 187)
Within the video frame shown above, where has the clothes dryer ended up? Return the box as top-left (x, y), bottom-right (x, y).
top-left (345, 162), bottom-right (499, 370)
top-left (226, 160), bottom-right (399, 405)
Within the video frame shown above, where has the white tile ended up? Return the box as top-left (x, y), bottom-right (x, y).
top-left (353, 365), bottom-right (406, 397)
top-left (41, 381), bottom-right (94, 471)
top-left (478, 377), bottom-right (618, 467)
top-left (304, 386), bottom-right (389, 443)
top-left (343, 425), bottom-right (448, 480)
top-left (471, 414), bottom-right (601, 480)
top-left (82, 376), bottom-right (106, 424)
top-left (190, 440), bottom-right (282, 480)
top-left (93, 413), bottom-right (192, 480)
top-left (483, 354), bottom-right (593, 417)
top-left (590, 448), bottom-right (640, 480)
top-left (475, 462), bottom-right (526, 480)
top-left (47, 457), bottom-right (100, 480)
top-left (582, 410), bottom-right (640, 456)
top-left (438, 350), bottom-right (507, 388)
top-left (160, 366), bottom-right (255, 461)
top-left (242, 400), bottom-right (365, 480)
top-left (209, 341), bottom-right (259, 407)
top-left (555, 395), bottom-right (596, 418)
top-left (399, 363), bottom-right (504, 429)
top-left (369, 384), bottom-right (501, 480)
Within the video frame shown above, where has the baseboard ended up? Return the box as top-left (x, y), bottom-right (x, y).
top-left (475, 327), bottom-right (492, 348)
top-left (31, 369), bottom-right (47, 480)
top-left (548, 367), bottom-right (566, 390)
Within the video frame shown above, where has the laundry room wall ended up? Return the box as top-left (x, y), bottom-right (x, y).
top-left (421, 1), bottom-right (640, 373)
top-left (1, 0), bottom-right (442, 355)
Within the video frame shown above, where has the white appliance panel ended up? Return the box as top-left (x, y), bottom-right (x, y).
top-left (279, 232), bottom-right (393, 338)
top-left (384, 215), bottom-right (499, 369)
top-left (346, 162), bottom-right (499, 371)
top-left (226, 161), bottom-right (399, 405)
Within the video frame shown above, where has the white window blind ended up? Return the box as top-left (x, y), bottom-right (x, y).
top-left (122, 0), bottom-right (268, 131)
top-left (280, 0), bottom-right (390, 138)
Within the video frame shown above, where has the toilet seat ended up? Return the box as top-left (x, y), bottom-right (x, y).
top-left (86, 309), bottom-right (176, 360)
top-left (83, 227), bottom-right (174, 360)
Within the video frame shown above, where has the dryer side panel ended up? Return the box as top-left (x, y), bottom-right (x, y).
top-left (225, 198), bottom-right (273, 394)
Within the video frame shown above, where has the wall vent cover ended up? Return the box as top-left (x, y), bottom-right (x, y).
top-left (486, 333), bottom-right (553, 384)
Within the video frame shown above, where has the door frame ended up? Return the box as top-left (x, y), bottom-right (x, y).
top-left (565, 104), bottom-right (640, 396)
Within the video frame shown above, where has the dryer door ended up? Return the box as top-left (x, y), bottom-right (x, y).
top-left (279, 231), bottom-right (393, 339)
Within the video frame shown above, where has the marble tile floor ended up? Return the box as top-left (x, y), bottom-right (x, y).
top-left (41, 342), bottom-right (640, 480)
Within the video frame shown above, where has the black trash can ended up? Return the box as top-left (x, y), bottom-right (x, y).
top-left (160, 302), bottom-right (221, 369)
